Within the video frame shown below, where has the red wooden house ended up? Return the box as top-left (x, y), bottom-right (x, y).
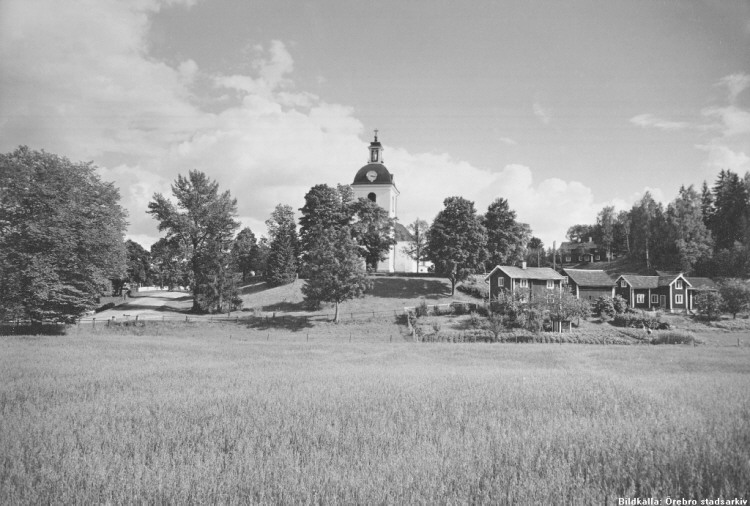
top-left (563, 269), bottom-right (615, 301)
top-left (484, 263), bottom-right (565, 301)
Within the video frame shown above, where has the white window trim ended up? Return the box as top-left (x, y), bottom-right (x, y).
top-left (519, 279), bottom-right (528, 288)
top-left (497, 277), bottom-right (504, 287)
top-left (546, 280), bottom-right (554, 289)
top-left (675, 280), bottom-right (683, 289)
top-left (675, 294), bottom-right (683, 304)
top-left (565, 256), bottom-right (571, 262)
top-left (651, 294), bottom-right (659, 303)
top-left (636, 294), bottom-right (645, 304)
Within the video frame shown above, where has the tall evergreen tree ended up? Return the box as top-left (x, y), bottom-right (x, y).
top-left (710, 170), bottom-right (749, 250)
top-left (265, 204), bottom-right (299, 286)
top-left (148, 170), bottom-right (240, 312)
top-left (0, 147), bottom-right (127, 323)
top-left (427, 197), bottom-right (488, 295)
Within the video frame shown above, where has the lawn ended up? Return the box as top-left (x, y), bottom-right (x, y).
top-left (1, 333), bottom-right (748, 503)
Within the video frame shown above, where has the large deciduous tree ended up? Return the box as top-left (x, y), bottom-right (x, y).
top-left (148, 170), bottom-right (240, 313)
top-left (298, 184), bottom-right (352, 256)
top-left (0, 146), bottom-right (127, 322)
top-left (301, 226), bottom-right (370, 322)
top-left (125, 239), bottom-right (151, 287)
top-left (265, 204), bottom-right (299, 286)
top-left (427, 197), bottom-right (488, 295)
top-left (150, 237), bottom-right (188, 291)
top-left (350, 198), bottom-right (396, 270)
top-left (482, 198), bottom-right (530, 269)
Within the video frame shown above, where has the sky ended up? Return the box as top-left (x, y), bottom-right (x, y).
top-left (1, 0), bottom-right (749, 249)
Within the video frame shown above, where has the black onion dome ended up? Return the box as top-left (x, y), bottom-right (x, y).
top-left (352, 163), bottom-right (394, 185)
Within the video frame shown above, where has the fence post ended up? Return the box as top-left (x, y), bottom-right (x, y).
top-left (92, 318), bottom-right (96, 328)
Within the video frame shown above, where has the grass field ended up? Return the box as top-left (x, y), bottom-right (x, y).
top-left (1, 332), bottom-right (749, 504)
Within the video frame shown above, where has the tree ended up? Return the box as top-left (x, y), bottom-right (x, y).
top-left (665, 185), bottom-right (714, 273)
top-left (482, 198), bottom-right (530, 269)
top-left (231, 227), bottom-right (259, 282)
top-left (596, 206), bottom-right (616, 261)
top-left (546, 290), bottom-right (590, 332)
top-left (616, 210), bottom-right (631, 254)
top-left (301, 226), bottom-right (370, 322)
top-left (718, 279), bottom-right (750, 319)
top-left (150, 237), bottom-right (188, 290)
top-left (298, 184), bottom-right (352, 256)
top-left (125, 240), bottom-right (151, 287)
top-left (629, 192), bottom-right (664, 269)
top-left (265, 204), bottom-right (299, 286)
top-left (694, 291), bottom-right (724, 321)
top-left (148, 170), bottom-right (240, 312)
top-left (527, 237), bottom-right (544, 267)
top-left (0, 146), bottom-right (127, 323)
top-left (710, 170), bottom-right (749, 251)
top-left (402, 218), bottom-right (429, 271)
top-left (349, 198), bottom-right (396, 270)
top-left (427, 197), bottom-right (488, 295)
top-left (566, 224), bottom-right (595, 243)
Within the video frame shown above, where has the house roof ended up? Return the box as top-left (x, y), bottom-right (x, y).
top-left (616, 274), bottom-right (660, 289)
top-left (564, 269), bottom-right (614, 287)
top-left (559, 241), bottom-right (599, 251)
top-left (685, 277), bottom-right (718, 290)
top-left (394, 222), bottom-right (413, 242)
top-left (485, 265), bottom-right (565, 281)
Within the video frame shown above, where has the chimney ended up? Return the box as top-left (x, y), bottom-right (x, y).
top-left (522, 261), bottom-right (527, 270)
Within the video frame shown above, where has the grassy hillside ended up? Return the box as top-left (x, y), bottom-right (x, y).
top-left (240, 276), bottom-right (477, 316)
top-left (1, 335), bottom-right (748, 503)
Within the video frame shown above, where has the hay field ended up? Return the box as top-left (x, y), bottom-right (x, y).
top-left (1, 333), bottom-right (749, 504)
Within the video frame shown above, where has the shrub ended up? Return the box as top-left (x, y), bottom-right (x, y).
top-left (694, 291), bottom-right (724, 321)
top-left (415, 299), bottom-right (430, 317)
top-left (469, 311), bottom-right (481, 329)
top-left (612, 295), bottom-right (628, 314)
top-left (593, 296), bottom-right (615, 318)
top-left (650, 331), bottom-right (698, 345)
top-left (612, 311), bottom-right (662, 329)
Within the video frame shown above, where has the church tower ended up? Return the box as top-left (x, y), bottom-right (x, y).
top-left (351, 131), bottom-right (400, 272)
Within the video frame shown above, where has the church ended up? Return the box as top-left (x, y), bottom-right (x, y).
top-left (350, 132), bottom-right (423, 273)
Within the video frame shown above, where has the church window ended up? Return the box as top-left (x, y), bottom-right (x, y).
top-left (368, 192), bottom-right (376, 203)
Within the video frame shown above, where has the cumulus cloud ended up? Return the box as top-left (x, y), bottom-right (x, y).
top-left (0, 0), bottom-right (612, 249)
top-left (717, 73), bottom-right (750, 103)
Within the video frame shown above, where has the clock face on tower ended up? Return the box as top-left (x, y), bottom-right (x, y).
top-left (366, 170), bottom-right (377, 182)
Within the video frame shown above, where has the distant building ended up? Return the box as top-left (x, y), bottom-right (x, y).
top-left (557, 238), bottom-right (609, 265)
top-left (350, 132), bottom-right (421, 273)
top-left (613, 272), bottom-right (717, 312)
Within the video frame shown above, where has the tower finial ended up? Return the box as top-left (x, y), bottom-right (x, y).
top-left (374, 128), bottom-right (378, 142)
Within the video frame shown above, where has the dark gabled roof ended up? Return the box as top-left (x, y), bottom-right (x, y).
top-left (685, 277), bottom-right (718, 290)
top-left (485, 265), bottom-right (565, 281)
top-left (559, 241), bottom-right (599, 251)
top-left (394, 222), bottom-right (413, 242)
top-left (563, 269), bottom-right (614, 287)
top-left (616, 274), bottom-right (660, 289)
top-left (657, 273), bottom-right (691, 287)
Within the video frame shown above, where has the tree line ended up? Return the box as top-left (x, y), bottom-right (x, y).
top-left (561, 169), bottom-right (750, 277)
top-left (2, 145), bottom-right (747, 324)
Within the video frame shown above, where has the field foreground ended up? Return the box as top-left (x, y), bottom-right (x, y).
top-left (1, 334), bottom-right (749, 504)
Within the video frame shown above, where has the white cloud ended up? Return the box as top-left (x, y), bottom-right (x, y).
top-left (701, 106), bottom-right (750, 137)
top-left (532, 101), bottom-right (551, 125)
top-left (499, 137), bottom-right (517, 146)
top-left (630, 114), bottom-right (691, 131)
top-left (0, 0), bottom-right (613, 250)
top-left (717, 73), bottom-right (750, 103)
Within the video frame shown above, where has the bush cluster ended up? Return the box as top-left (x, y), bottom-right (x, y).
top-left (592, 295), bottom-right (628, 318)
top-left (612, 311), bottom-right (669, 330)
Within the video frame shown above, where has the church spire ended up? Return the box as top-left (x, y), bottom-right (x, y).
top-left (368, 129), bottom-right (383, 164)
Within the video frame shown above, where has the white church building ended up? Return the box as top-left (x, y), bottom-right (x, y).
top-left (350, 132), bottom-right (422, 273)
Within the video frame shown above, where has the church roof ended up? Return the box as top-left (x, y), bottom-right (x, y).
top-left (352, 163), bottom-right (395, 185)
